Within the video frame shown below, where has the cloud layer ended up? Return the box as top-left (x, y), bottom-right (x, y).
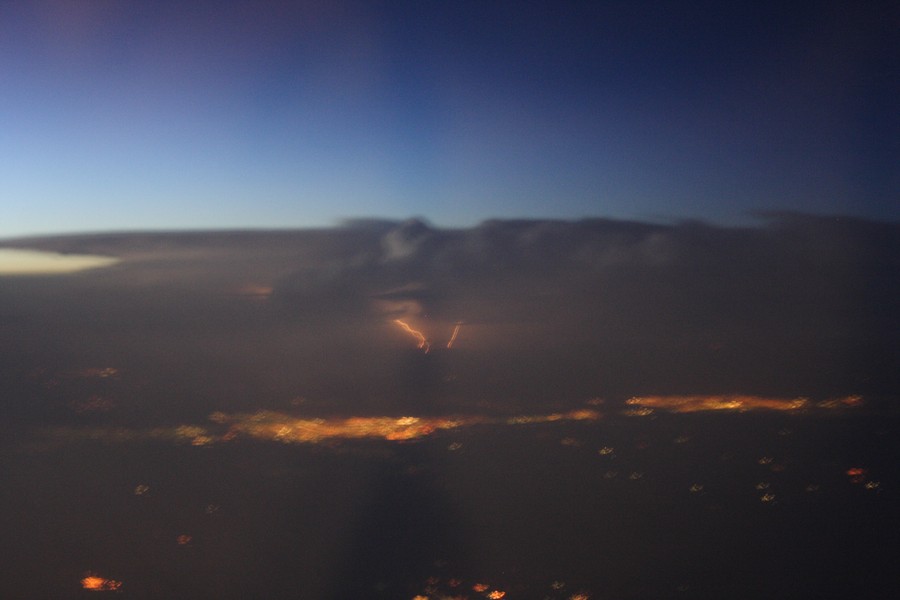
top-left (1, 214), bottom-right (897, 425)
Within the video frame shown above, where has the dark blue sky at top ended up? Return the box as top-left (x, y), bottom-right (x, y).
top-left (1, 0), bottom-right (896, 236)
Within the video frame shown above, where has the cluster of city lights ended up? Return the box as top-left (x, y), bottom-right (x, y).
top-left (213, 408), bottom-right (601, 444)
top-left (624, 394), bottom-right (863, 414)
top-left (411, 576), bottom-right (591, 600)
top-left (34, 409), bottom-right (601, 449)
top-left (80, 574), bottom-right (122, 592)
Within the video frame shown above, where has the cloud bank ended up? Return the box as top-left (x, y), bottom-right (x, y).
top-left (1, 214), bottom-right (896, 424)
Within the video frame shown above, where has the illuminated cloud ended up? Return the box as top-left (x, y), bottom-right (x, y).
top-left (0, 248), bottom-right (119, 275)
top-left (234, 283), bottom-right (274, 300)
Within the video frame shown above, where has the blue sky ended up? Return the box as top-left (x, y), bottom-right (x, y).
top-left (1, 0), bottom-right (896, 237)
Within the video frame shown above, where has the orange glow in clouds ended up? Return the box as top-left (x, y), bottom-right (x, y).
top-left (235, 284), bottom-right (273, 300)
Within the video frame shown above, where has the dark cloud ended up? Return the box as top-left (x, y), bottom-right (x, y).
top-left (1, 214), bottom-right (897, 424)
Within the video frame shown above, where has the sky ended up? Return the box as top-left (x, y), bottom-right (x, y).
top-left (1, 0), bottom-right (896, 237)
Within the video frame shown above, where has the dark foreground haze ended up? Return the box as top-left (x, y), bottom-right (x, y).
top-left (1, 215), bottom-right (898, 599)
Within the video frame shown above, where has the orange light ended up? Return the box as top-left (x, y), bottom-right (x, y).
top-left (394, 319), bottom-right (430, 352)
top-left (622, 394), bottom-right (864, 413)
top-left (447, 322), bottom-right (462, 348)
top-left (488, 591), bottom-right (506, 599)
top-left (81, 574), bottom-right (122, 591)
top-left (235, 284), bottom-right (273, 299)
top-left (846, 467), bottom-right (867, 483)
top-left (38, 408), bottom-right (602, 448)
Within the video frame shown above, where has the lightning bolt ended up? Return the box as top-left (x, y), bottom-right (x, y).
top-left (446, 322), bottom-right (462, 349)
top-left (393, 319), bottom-right (430, 352)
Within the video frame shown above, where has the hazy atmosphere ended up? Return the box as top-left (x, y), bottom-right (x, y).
top-left (1, 1), bottom-right (898, 598)
top-left (2, 216), bottom-right (898, 411)
top-left (2, 216), bottom-right (898, 598)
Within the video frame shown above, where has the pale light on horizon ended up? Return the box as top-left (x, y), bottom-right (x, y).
top-left (0, 248), bottom-right (119, 275)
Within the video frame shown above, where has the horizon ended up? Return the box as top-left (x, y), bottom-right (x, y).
top-left (2, 209), bottom-right (899, 243)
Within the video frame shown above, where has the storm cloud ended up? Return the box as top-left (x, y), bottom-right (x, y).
top-left (1, 214), bottom-right (897, 426)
